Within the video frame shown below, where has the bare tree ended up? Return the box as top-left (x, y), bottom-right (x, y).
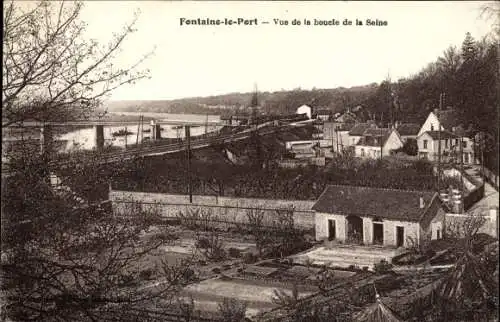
top-left (217, 298), bottom-right (247, 322)
top-left (2, 1), bottom-right (152, 126)
top-left (0, 1), bottom-right (201, 321)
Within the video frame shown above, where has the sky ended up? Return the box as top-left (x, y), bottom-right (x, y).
top-left (75, 1), bottom-right (496, 101)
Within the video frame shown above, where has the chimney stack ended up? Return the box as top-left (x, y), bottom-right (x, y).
top-left (419, 197), bottom-right (425, 209)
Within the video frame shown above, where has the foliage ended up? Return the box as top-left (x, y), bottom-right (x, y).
top-left (113, 154), bottom-right (438, 201)
top-left (394, 139), bottom-right (418, 156)
top-left (217, 298), bottom-right (247, 322)
top-left (374, 259), bottom-right (393, 275)
top-left (228, 247), bottom-right (242, 258)
top-left (272, 283), bottom-right (300, 309)
top-left (0, 2), bottom-right (200, 320)
top-left (195, 230), bottom-right (226, 262)
top-left (2, 1), bottom-right (151, 127)
top-left (1, 155), bottom-right (195, 320)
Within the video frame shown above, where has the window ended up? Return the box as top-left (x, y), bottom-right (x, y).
top-left (423, 140), bottom-right (428, 149)
top-left (430, 124), bottom-right (434, 131)
top-left (462, 141), bottom-right (467, 148)
top-left (361, 148), bottom-right (365, 156)
top-left (445, 139), bottom-right (449, 148)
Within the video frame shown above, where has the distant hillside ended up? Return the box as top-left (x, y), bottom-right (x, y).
top-left (104, 84), bottom-right (379, 116)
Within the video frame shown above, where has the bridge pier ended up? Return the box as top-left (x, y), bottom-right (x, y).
top-left (150, 120), bottom-right (162, 140)
top-left (95, 125), bottom-right (105, 151)
top-left (40, 124), bottom-right (54, 155)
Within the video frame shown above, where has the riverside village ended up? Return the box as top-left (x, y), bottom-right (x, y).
top-left (1, 1), bottom-right (499, 321)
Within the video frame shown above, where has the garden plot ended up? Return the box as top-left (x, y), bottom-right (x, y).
top-left (181, 277), bottom-right (315, 315)
top-left (160, 238), bottom-right (255, 254)
top-left (291, 246), bottom-right (396, 269)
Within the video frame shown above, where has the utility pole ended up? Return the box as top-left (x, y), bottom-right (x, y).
top-left (335, 126), bottom-right (339, 154)
top-left (481, 131), bottom-right (485, 184)
top-left (437, 93), bottom-right (443, 192)
top-left (459, 132), bottom-right (464, 213)
top-left (124, 126), bottom-right (128, 149)
top-left (380, 130), bottom-right (383, 161)
top-left (136, 115), bottom-right (141, 146)
top-left (185, 125), bottom-right (192, 203)
top-left (140, 115), bottom-right (144, 147)
top-left (330, 124), bottom-right (334, 154)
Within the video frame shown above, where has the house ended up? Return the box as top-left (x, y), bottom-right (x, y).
top-left (314, 109), bottom-right (333, 121)
top-left (418, 108), bottom-right (477, 164)
top-left (354, 128), bottom-right (404, 159)
top-left (347, 122), bottom-right (377, 147)
top-left (323, 121), bottom-right (353, 154)
top-left (417, 130), bottom-right (459, 162)
top-left (296, 104), bottom-right (312, 119)
top-left (396, 122), bottom-right (421, 143)
top-left (313, 185), bottom-right (445, 247)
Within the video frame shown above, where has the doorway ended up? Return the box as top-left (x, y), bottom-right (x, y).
top-left (328, 219), bottom-right (336, 241)
top-left (396, 226), bottom-right (404, 248)
top-left (346, 215), bottom-right (363, 244)
top-left (373, 223), bottom-right (384, 245)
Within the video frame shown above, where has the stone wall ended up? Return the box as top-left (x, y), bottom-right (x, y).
top-left (445, 209), bottom-right (498, 238)
top-left (110, 190), bottom-right (316, 230)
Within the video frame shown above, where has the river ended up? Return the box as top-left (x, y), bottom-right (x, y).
top-left (58, 112), bottom-right (222, 152)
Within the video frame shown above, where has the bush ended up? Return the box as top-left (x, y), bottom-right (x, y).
top-left (228, 247), bottom-right (242, 258)
top-left (139, 269), bottom-right (154, 280)
top-left (183, 268), bottom-right (195, 281)
top-left (195, 237), bottom-right (210, 249)
top-left (374, 259), bottom-right (393, 274)
top-left (212, 267), bottom-right (221, 274)
top-left (243, 252), bottom-right (258, 264)
top-left (362, 266), bottom-right (369, 271)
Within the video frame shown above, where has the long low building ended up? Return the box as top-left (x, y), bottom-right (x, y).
top-left (312, 185), bottom-right (445, 248)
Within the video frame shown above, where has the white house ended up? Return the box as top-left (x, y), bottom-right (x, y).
top-left (323, 121), bottom-right (352, 154)
top-left (313, 185), bottom-right (445, 247)
top-left (354, 128), bottom-right (404, 159)
top-left (418, 109), bottom-right (476, 164)
top-left (296, 104), bottom-right (312, 119)
top-left (347, 122), bottom-right (377, 147)
top-left (417, 130), bottom-right (459, 162)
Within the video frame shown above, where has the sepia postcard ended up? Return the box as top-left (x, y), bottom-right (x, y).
top-left (1, 1), bottom-right (499, 321)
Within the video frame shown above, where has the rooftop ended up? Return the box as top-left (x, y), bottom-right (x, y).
top-left (357, 128), bottom-right (392, 147)
top-left (312, 185), bottom-right (439, 222)
top-left (349, 122), bottom-right (377, 136)
top-left (397, 123), bottom-right (421, 136)
top-left (420, 130), bottom-right (458, 140)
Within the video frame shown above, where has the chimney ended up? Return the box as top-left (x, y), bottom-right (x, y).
top-left (419, 197), bottom-right (425, 209)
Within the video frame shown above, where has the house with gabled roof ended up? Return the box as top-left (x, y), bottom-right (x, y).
top-left (418, 108), bottom-right (477, 164)
top-left (354, 128), bottom-right (404, 159)
top-left (417, 130), bottom-right (460, 162)
top-left (396, 122), bottom-right (421, 143)
top-left (348, 122), bottom-right (377, 147)
top-left (313, 185), bottom-right (445, 247)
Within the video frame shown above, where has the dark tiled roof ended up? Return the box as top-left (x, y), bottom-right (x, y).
top-left (420, 131), bottom-right (458, 140)
top-left (312, 185), bottom-right (439, 222)
top-left (363, 128), bottom-right (389, 137)
top-left (357, 128), bottom-right (391, 147)
top-left (397, 123), bottom-right (421, 136)
top-left (349, 123), bottom-right (376, 136)
top-left (315, 109), bottom-right (333, 115)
